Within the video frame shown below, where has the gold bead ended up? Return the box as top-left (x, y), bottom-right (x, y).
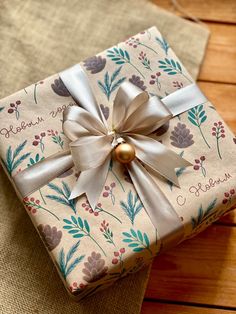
top-left (114, 143), bottom-right (135, 164)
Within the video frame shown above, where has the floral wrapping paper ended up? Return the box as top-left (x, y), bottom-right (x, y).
top-left (0, 26), bottom-right (236, 300)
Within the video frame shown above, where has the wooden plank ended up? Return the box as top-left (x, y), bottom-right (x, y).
top-left (198, 23), bottom-right (236, 84)
top-left (198, 82), bottom-right (236, 133)
top-left (145, 225), bottom-right (236, 307)
top-left (152, 0), bottom-right (236, 23)
top-left (141, 301), bottom-right (236, 314)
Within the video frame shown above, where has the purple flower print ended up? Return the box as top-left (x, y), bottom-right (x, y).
top-left (37, 224), bottom-right (62, 251)
top-left (32, 132), bottom-right (46, 152)
top-left (103, 182), bottom-right (116, 205)
top-left (83, 56), bottom-right (106, 74)
top-left (193, 156), bottom-right (206, 177)
top-left (212, 121), bottom-right (225, 159)
top-left (129, 75), bottom-right (146, 91)
top-left (149, 72), bottom-right (161, 90)
top-left (82, 252), bottom-right (108, 283)
top-left (51, 78), bottom-right (71, 97)
top-left (7, 100), bottom-right (21, 120)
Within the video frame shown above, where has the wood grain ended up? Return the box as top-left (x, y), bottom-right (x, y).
top-left (141, 301), bottom-right (236, 314)
top-left (198, 82), bottom-right (236, 133)
top-left (151, 0), bottom-right (236, 23)
top-left (198, 23), bottom-right (236, 83)
top-left (145, 225), bottom-right (236, 307)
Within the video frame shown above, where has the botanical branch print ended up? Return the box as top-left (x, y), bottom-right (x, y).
top-left (193, 156), bottom-right (206, 177)
top-left (82, 201), bottom-right (122, 223)
top-left (32, 132), bottom-right (46, 153)
top-left (5, 140), bottom-right (31, 175)
top-left (126, 37), bottom-right (158, 55)
top-left (58, 241), bottom-right (85, 279)
top-left (109, 159), bottom-right (125, 192)
top-left (38, 224), bottom-right (62, 251)
top-left (27, 153), bottom-right (44, 167)
top-left (82, 252), bottom-right (108, 282)
top-left (158, 58), bottom-right (192, 82)
top-left (120, 191), bottom-right (143, 225)
top-left (48, 129), bottom-right (64, 149)
top-left (167, 151), bottom-right (186, 190)
top-left (112, 248), bottom-right (125, 271)
top-left (0, 106), bottom-right (4, 113)
top-left (122, 229), bottom-right (152, 256)
top-left (191, 198), bottom-right (217, 230)
top-left (84, 56), bottom-right (106, 74)
top-left (7, 100), bottom-right (21, 120)
top-left (170, 123), bottom-right (194, 148)
top-left (173, 81), bottom-right (183, 89)
top-left (103, 182), bottom-right (116, 205)
top-left (222, 189), bottom-right (235, 205)
top-left (188, 105), bottom-right (210, 148)
top-left (97, 66), bottom-right (126, 100)
top-left (149, 72), bottom-right (161, 90)
top-left (63, 216), bottom-right (106, 256)
top-left (100, 220), bottom-right (115, 246)
top-left (212, 121), bottom-right (225, 159)
top-left (155, 36), bottom-right (169, 55)
top-left (129, 75), bottom-right (147, 91)
top-left (51, 78), bottom-right (71, 97)
top-left (107, 47), bottom-right (144, 78)
top-left (33, 81), bottom-right (44, 104)
top-left (24, 196), bottom-right (60, 220)
top-left (46, 181), bottom-right (76, 214)
top-left (138, 51), bottom-right (152, 70)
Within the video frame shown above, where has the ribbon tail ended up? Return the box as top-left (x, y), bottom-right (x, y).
top-left (127, 159), bottom-right (184, 250)
top-left (69, 156), bottom-right (111, 210)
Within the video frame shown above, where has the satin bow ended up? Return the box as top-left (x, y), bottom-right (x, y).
top-left (63, 80), bottom-right (191, 217)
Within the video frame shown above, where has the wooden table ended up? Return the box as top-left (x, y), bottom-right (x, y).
top-left (141, 1), bottom-right (236, 313)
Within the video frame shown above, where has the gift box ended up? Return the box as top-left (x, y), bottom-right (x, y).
top-left (0, 26), bottom-right (236, 300)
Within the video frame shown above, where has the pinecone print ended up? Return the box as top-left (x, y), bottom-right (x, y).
top-left (51, 78), bottom-right (70, 97)
top-left (38, 224), bottom-right (62, 251)
top-left (82, 252), bottom-right (108, 283)
top-left (170, 122), bottom-right (194, 148)
top-left (83, 56), bottom-right (106, 74)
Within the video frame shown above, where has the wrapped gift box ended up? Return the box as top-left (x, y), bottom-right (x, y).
top-left (0, 26), bottom-right (236, 300)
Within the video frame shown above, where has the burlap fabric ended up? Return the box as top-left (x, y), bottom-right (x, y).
top-left (0, 0), bottom-right (209, 313)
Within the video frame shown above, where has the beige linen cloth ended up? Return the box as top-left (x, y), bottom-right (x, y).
top-left (0, 0), bottom-right (209, 313)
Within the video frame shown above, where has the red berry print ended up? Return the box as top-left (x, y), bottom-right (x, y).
top-left (32, 133), bottom-right (45, 152)
top-left (100, 220), bottom-right (115, 246)
top-left (211, 121), bottom-right (225, 159)
top-left (149, 72), bottom-right (161, 90)
top-left (222, 189), bottom-right (235, 206)
top-left (47, 129), bottom-right (64, 149)
top-left (23, 197), bottom-right (59, 220)
top-left (7, 100), bottom-right (21, 120)
top-left (102, 182), bottom-right (116, 205)
top-left (193, 156), bottom-right (206, 177)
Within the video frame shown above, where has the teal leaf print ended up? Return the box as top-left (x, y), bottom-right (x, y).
top-left (120, 191), bottom-right (143, 224)
top-left (97, 66), bottom-right (126, 100)
top-left (107, 47), bottom-right (145, 78)
top-left (5, 140), bottom-right (31, 175)
top-left (58, 241), bottom-right (85, 279)
top-left (27, 153), bottom-right (45, 167)
top-left (46, 181), bottom-right (76, 214)
top-left (122, 228), bottom-right (152, 256)
top-left (167, 151), bottom-right (186, 190)
top-left (63, 216), bottom-right (106, 256)
top-left (188, 104), bottom-right (210, 148)
top-left (48, 130), bottom-right (64, 149)
top-left (0, 107), bottom-right (4, 112)
top-left (191, 198), bottom-right (217, 230)
top-left (155, 36), bottom-right (169, 55)
top-left (158, 58), bottom-right (191, 82)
